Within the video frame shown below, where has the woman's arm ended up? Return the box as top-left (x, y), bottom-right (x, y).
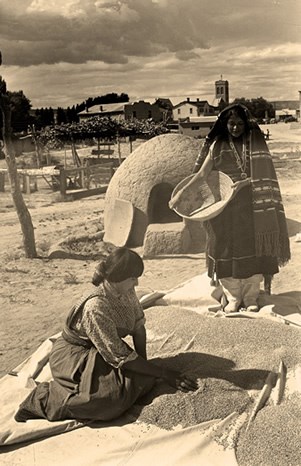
top-left (132, 325), bottom-right (147, 360)
top-left (169, 154), bottom-right (213, 210)
top-left (188, 152), bottom-right (214, 185)
top-left (131, 317), bottom-right (198, 391)
top-left (123, 353), bottom-right (198, 392)
top-left (83, 298), bottom-right (198, 392)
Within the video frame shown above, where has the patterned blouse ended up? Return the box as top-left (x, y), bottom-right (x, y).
top-left (210, 138), bottom-right (251, 183)
top-left (71, 281), bottom-right (145, 369)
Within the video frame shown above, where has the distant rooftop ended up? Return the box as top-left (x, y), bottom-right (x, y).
top-left (270, 100), bottom-right (299, 110)
top-left (78, 102), bottom-right (130, 115)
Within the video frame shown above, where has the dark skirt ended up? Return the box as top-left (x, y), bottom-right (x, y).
top-left (15, 336), bottom-right (155, 423)
top-left (205, 186), bottom-right (279, 280)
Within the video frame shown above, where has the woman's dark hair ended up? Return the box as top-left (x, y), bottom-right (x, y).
top-left (193, 104), bottom-right (259, 172)
top-left (92, 247), bottom-right (144, 286)
top-left (218, 104), bottom-right (252, 136)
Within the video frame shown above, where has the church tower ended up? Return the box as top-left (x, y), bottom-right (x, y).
top-left (215, 76), bottom-right (229, 104)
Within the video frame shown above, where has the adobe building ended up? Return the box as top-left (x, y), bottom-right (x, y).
top-left (172, 77), bottom-right (229, 138)
top-left (124, 100), bottom-right (162, 123)
top-left (78, 99), bottom-right (173, 124)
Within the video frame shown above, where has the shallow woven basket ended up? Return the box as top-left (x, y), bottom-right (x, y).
top-left (171, 171), bottom-right (233, 222)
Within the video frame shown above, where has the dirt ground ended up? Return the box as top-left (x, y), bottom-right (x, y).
top-left (0, 123), bottom-right (301, 379)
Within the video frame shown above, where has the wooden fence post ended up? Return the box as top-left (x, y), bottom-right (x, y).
top-left (117, 133), bottom-right (122, 165)
top-left (21, 174), bottom-right (28, 193)
top-left (46, 150), bottom-right (51, 165)
top-left (21, 174), bottom-right (38, 194)
top-left (31, 124), bottom-right (42, 168)
top-left (32, 176), bottom-right (38, 192)
top-left (80, 167), bottom-right (85, 188)
top-left (59, 168), bottom-right (67, 195)
top-left (85, 166), bottom-right (91, 189)
top-left (0, 172), bottom-right (5, 192)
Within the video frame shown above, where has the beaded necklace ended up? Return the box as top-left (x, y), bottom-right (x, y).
top-left (228, 135), bottom-right (248, 179)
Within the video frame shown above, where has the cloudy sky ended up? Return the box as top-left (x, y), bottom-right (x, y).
top-left (0, 0), bottom-right (300, 108)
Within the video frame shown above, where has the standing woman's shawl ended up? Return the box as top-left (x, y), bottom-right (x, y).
top-left (249, 128), bottom-right (290, 265)
top-left (193, 104), bottom-right (290, 267)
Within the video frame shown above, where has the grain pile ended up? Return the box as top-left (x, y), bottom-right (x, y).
top-left (138, 306), bottom-right (301, 465)
top-left (236, 395), bottom-right (301, 466)
top-left (138, 378), bottom-right (251, 430)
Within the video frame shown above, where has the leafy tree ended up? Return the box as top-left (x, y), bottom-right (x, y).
top-left (46, 107), bottom-right (55, 126)
top-left (76, 93), bottom-right (129, 112)
top-left (0, 89), bottom-right (32, 133)
top-left (232, 97), bottom-right (275, 120)
top-left (34, 107), bottom-right (55, 129)
top-left (31, 93), bottom-right (130, 129)
top-left (66, 106), bottom-right (79, 123)
top-left (56, 107), bottom-right (67, 125)
top-left (94, 92), bottom-right (129, 105)
top-left (0, 76), bottom-right (37, 258)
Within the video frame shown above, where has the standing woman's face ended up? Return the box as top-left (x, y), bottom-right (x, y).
top-left (227, 115), bottom-right (245, 138)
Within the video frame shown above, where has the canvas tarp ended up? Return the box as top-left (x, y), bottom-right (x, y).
top-left (0, 328), bottom-right (239, 466)
top-left (1, 272), bottom-right (300, 465)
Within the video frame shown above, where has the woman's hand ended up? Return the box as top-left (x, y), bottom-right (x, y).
top-left (169, 189), bottom-right (185, 210)
top-left (175, 374), bottom-right (199, 392)
top-left (169, 158), bottom-right (214, 210)
top-left (162, 368), bottom-right (199, 392)
top-left (124, 357), bottom-right (199, 392)
top-left (231, 177), bottom-right (251, 196)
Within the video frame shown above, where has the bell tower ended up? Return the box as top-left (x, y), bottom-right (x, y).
top-left (215, 76), bottom-right (229, 104)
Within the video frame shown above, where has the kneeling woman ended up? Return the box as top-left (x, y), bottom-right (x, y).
top-left (15, 247), bottom-right (197, 423)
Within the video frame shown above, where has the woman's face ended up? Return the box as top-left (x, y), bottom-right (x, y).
top-left (115, 277), bottom-right (139, 294)
top-left (227, 115), bottom-right (245, 138)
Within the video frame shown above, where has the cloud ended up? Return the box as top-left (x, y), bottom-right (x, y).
top-left (1, 0), bottom-right (300, 106)
top-left (5, 0), bottom-right (300, 67)
top-left (4, 39), bottom-right (300, 108)
top-left (27, 0), bottom-right (87, 17)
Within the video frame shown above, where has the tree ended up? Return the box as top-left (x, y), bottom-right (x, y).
top-left (9, 90), bottom-right (32, 132)
top-left (76, 93), bottom-right (130, 113)
top-left (44, 107), bottom-right (55, 126)
top-left (0, 75), bottom-right (37, 258)
top-left (0, 89), bottom-right (32, 133)
top-left (232, 97), bottom-right (275, 120)
top-left (34, 107), bottom-right (55, 129)
top-left (66, 106), bottom-right (79, 123)
top-left (56, 107), bottom-right (67, 125)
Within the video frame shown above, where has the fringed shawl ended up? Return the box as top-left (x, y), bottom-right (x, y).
top-left (194, 108), bottom-right (291, 267)
top-left (249, 129), bottom-right (290, 266)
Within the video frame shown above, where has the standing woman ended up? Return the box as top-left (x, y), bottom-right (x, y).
top-left (15, 248), bottom-right (197, 423)
top-left (170, 104), bottom-right (290, 313)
